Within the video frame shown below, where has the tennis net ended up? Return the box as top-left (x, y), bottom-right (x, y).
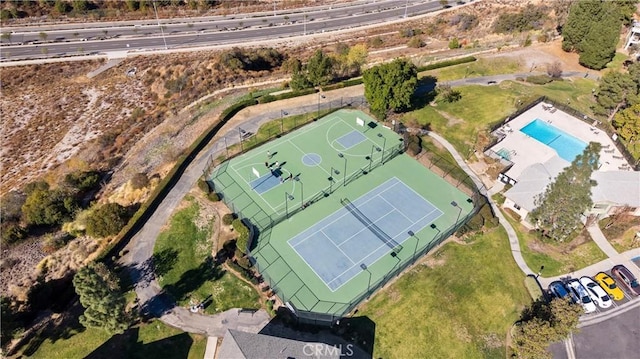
top-left (340, 198), bottom-right (400, 250)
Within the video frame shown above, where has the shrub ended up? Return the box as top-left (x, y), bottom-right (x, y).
top-left (492, 4), bottom-right (547, 34)
top-left (130, 172), bottom-right (149, 190)
top-left (222, 213), bottom-right (235, 225)
top-left (63, 170), bottom-right (101, 193)
top-left (232, 219), bottom-right (250, 254)
top-left (85, 203), bottom-right (129, 238)
top-left (448, 37), bottom-right (461, 49)
top-left (22, 188), bottom-right (75, 226)
top-left (207, 192), bottom-right (220, 202)
top-left (367, 36), bottom-right (384, 48)
top-left (1, 223), bottom-right (27, 245)
top-left (235, 251), bottom-right (252, 270)
top-left (546, 61), bottom-right (562, 78)
top-left (525, 75), bottom-right (553, 85)
top-left (407, 37), bottom-right (425, 48)
top-left (197, 178), bottom-right (211, 194)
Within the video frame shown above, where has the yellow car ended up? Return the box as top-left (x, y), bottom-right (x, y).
top-left (594, 272), bottom-right (625, 301)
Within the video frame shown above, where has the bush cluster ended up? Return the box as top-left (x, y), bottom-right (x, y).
top-left (220, 47), bottom-right (284, 72)
top-left (492, 4), bottom-right (547, 34)
top-left (232, 219), bottom-right (250, 254)
top-left (406, 134), bottom-right (422, 156)
top-left (456, 202), bottom-right (499, 236)
top-left (226, 259), bottom-right (259, 285)
top-left (525, 75), bottom-right (554, 85)
top-left (222, 213), bottom-right (236, 225)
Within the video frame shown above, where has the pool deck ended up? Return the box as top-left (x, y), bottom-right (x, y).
top-left (490, 102), bottom-right (630, 180)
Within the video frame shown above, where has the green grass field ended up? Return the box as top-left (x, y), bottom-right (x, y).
top-left (420, 57), bottom-right (524, 82)
top-left (28, 320), bottom-right (206, 359)
top-left (504, 214), bottom-right (607, 276)
top-left (153, 197), bottom-right (260, 313)
top-left (405, 79), bottom-right (598, 155)
top-left (360, 228), bottom-right (530, 359)
top-left (211, 109), bottom-right (475, 317)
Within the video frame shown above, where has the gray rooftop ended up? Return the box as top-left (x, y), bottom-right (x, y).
top-left (504, 156), bottom-right (569, 212)
top-left (592, 171), bottom-right (640, 207)
top-left (217, 329), bottom-right (346, 359)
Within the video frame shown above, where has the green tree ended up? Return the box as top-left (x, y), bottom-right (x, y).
top-left (594, 71), bottom-right (639, 119)
top-left (54, 0), bottom-right (70, 14)
top-left (72, 0), bottom-right (88, 13)
top-left (363, 59), bottom-right (418, 116)
top-left (306, 49), bottom-right (334, 87)
top-left (289, 70), bottom-right (312, 91)
top-left (530, 142), bottom-right (601, 241)
top-left (448, 37), bottom-right (460, 49)
top-left (512, 298), bottom-right (582, 359)
top-left (85, 203), bottom-right (128, 238)
top-left (22, 188), bottom-right (75, 226)
top-left (436, 83), bottom-right (462, 103)
top-left (577, 11), bottom-right (620, 70)
top-left (561, 1), bottom-right (623, 69)
top-left (73, 263), bottom-right (131, 335)
top-left (613, 103), bottom-right (640, 145)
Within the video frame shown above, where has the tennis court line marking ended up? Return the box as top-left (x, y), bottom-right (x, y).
top-left (289, 177), bottom-right (444, 290)
top-left (229, 163), bottom-right (299, 215)
top-left (230, 114), bottom-right (343, 167)
top-left (288, 177), bottom-right (405, 247)
top-left (325, 119), bottom-right (382, 158)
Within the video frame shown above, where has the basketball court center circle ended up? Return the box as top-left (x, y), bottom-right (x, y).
top-left (302, 153), bottom-right (322, 167)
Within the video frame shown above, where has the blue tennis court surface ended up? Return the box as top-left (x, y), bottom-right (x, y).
top-left (336, 130), bottom-right (366, 149)
top-left (251, 173), bottom-right (280, 194)
top-left (288, 177), bottom-right (443, 291)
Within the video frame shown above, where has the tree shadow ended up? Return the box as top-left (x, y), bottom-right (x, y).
top-left (85, 326), bottom-right (194, 359)
top-left (152, 248), bottom-right (179, 277)
top-left (164, 256), bottom-right (223, 303)
top-left (412, 75), bottom-right (438, 110)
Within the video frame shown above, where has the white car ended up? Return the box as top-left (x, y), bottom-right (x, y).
top-left (580, 276), bottom-right (612, 309)
top-left (567, 279), bottom-right (597, 313)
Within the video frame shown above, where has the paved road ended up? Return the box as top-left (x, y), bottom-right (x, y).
top-left (1, 0), bottom-right (463, 61)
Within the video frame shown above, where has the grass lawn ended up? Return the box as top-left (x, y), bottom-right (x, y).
top-left (503, 213), bottom-right (607, 276)
top-left (154, 196), bottom-right (260, 313)
top-left (604, 52), bottom-right (629, 72)
top-left (404, 78), bottom-right (598, 155)
top-left (420, 57), bottom-right (524, 82)
top-left (359, 228), bottom-right (530, 359)
top-left (28, 320), bottom-right (206, 359)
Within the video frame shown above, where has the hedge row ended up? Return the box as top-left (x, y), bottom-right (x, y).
top-left (258, 88), bottom-right (318, 104)
top-left (98, 97), bottom-right (258, 262)
top-left (232, 218), bottom-right (250, 254)
top-left (226, 259), bottom-right (259, 285)
top-left (321, 77), bottom-right (364, 91)
top-left (416, 56), bottom-right (477, 72)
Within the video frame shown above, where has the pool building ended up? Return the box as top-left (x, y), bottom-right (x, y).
top-left (486, 102), bottom-right (640, 224)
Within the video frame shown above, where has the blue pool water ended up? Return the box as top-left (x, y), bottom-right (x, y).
top-left (520, 119), bottom-right (587, 162)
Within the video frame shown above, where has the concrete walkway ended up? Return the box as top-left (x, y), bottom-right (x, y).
top-left (426, 132), bottom-right (534, 276)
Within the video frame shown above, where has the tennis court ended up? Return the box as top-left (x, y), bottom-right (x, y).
top-left (289, 177), bottom-right (442, 291)
top-left (210, 109), bottom-right (476, 319)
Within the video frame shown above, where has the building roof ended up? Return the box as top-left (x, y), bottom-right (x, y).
top-left (217, 329), bottom-right (344, 359)
top-left (504, 155), bottom-right (640, 213)
top-left (592, 171), bottom-right (640, 207)
top-left (504, 156), bottom-right (569, 212)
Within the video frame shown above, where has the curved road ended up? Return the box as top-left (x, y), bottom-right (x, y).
top-left (120, 71), bottom-right (637, 339)
top-left (1, 0), bottom-right (469, 61)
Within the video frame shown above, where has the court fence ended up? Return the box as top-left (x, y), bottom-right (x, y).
top-left (204, 103), bottom-right (483, 326)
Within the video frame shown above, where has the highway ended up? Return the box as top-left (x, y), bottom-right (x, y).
top-left (0, 0), bottom-right (467, 61)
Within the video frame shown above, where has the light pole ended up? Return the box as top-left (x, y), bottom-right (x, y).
top-left (367, 145), bottom-right (381, 172)
top-left (152, 0), bottom-right (168, 50)
top-left (280, 110), bottom-right (287, 133)
top-left (360, 263), bottom-right (372, 294)
top-left (377, 133), bottom-right (387, 164)
top-left (536, 265), bottom-right (545, 278)
top-left (451, 201), bottom-right (462, 225)
top-left (223, 136), bottom-right (229, 157)
top-left (285, 192), bottom-right (294, 218)
top-left (318, 93), bottom-right (326, 117)
top-left (408, 230), bottom-right (418, 260)
top-left (338, 153), bottom-right (347, 186)
top-left (238, 127), bottom-right (244, 151)
top-left (296, 177), bottom-right (304, 209)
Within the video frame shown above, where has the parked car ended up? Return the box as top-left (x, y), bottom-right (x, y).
top-left (567, 279), bottom-right (596, 313)
top-left (594, 272), bottom-right (625, 301)
top-left (549, 281), bottom-right (574, 302)
top-left (611, 265), bottom-right (640, 296)
top-left (579, 276), bottom-right (612, 309)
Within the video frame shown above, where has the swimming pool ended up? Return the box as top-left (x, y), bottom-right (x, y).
top-left (520, 119), bottom-right (587, 162)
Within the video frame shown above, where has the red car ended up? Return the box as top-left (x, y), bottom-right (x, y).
top-left (611, 265), bottom-right (640, 296)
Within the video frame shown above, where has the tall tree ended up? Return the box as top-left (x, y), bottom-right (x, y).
top-left (530, 142), bottom-right (601, 241)
top-left (363, 59), bottom-right (417, 116)
top-left (613, 103), bottom-right (640, 147)
top-left (594, 71), bottom-right (639, 120)
top-left (73, 263), bottom-right (131, 335)
top-left (561, 1), bottom-right (624, 69)
top-left (306, 49), bottom-right (334, 87)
